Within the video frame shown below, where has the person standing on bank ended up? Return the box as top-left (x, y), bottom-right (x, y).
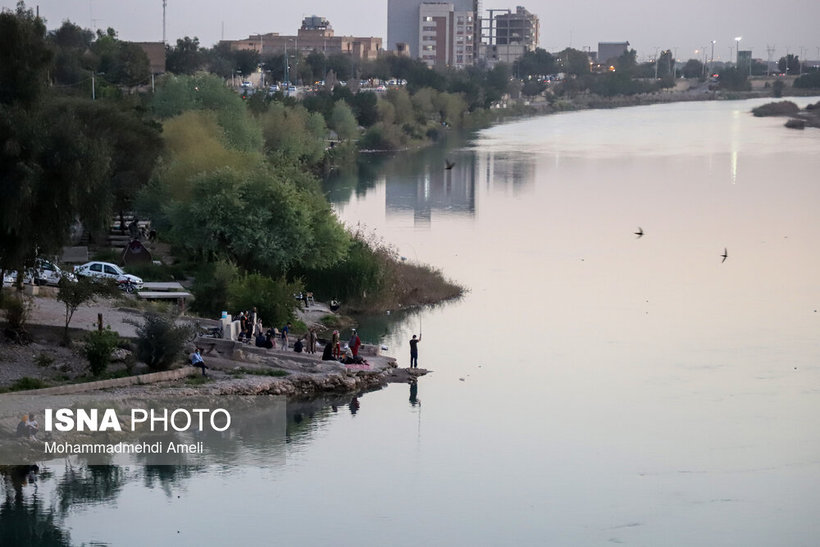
top-left (349, 329), bottom-right (361, 358)
top-left (409, 334), bottom-right (422, 368)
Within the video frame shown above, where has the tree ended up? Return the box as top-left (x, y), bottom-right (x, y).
top-left (682, 59), bottom-right (704, 79)
top-left (778, 54), bottom-right (800, 74)
top-left (0, 2), bottom-right (52, 106)
top-left (717, 67), bottom-right (750, 91)
top-left (233, 48), bottom-right (260, 76)
top-left (57, 277), bottom-right (117, 344)
top-left (330, 100), bottom-right (359, 140)
top-left (131, 312), bottom-right (193, 372)
top-left (165, 167), bottom-right (349, 275)
top-left (514, 48), bottom-right (555, 78)
top-left (166, 36), bottom-right (205, 74)
top-left (556, 48), bottom-right (591, 76)
top-left (615, 49), bottom-right (638, 76)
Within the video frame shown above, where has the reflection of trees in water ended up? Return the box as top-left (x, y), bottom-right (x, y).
top-left (1, 465), bottom-right (71, 546)
top-left (56, 463), bottom-right (127, 513)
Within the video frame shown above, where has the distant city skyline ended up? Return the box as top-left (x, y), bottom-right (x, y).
top-left (4, 0), bottom-right (819, 63)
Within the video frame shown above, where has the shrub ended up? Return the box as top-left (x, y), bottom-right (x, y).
top-left (190, 260), bottom-right (238, 317)
top-left (131, 312), bottom-right (194, 371)
top-left (83, 328), bottom-right (121, 376)
top-left (9, 377), bottom-right (46, 391)
top-left (227, 273), bottom-right (301, 329)
top-left (3, 294), bottom-right (32, 332)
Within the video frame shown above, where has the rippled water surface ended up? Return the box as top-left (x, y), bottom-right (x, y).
top-left (5, 97), bottom-right (820, 546)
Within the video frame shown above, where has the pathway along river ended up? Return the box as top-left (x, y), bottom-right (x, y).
top-left (6, 97), bottom-right (820, 546)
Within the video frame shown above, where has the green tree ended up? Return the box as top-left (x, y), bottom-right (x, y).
top-left (556, 48), bottom-right (591, 76)
top-left (330, 100), bottom-right (359, 140)
top-left (0, 2), bottom-right (52, 106)
top-left (166, 36), bottom-right (205, 74)
top-left (56, 276), bottom-right (117, 344)
top-left (227, 273), bottom-right (301, 328)
top-left (131, 312), bottom-right (193, 372)
top-left (514, 48), bottom-right (555, 78)
top-left (682, 58), bottom-right (704, 79)
top-left (778, 54), bottom-right (800, 74)
top-left (165, 167), bottom-right (349, 275)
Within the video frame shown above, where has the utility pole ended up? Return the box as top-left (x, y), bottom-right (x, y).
top-left (710, 40), bottom-right (715, 76)
top-left (766, 44), bottom-right (775, 76)
top-left (162, 0), bottom-right (167, 44)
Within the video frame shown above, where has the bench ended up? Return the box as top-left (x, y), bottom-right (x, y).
top-left (142, 282), bottom-right (185, 292)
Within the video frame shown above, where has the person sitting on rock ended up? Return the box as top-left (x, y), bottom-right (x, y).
top-left (190, 348), bottom-right (208, 376)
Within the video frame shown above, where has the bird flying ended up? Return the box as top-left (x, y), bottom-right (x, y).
top-left (445, 159), bottom-right (455, 170)
top-left (634, 227), bottom-right (643, 238)
top-left (721, 248), bottom-right (728, 263)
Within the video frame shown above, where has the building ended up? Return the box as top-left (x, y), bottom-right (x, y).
top-left (597, 42), bottom-right (629, 65)
top-left (494, 6), bottom-right (538, 51)
top-left (418, 2), bottom-right (476, 69)
top-left (133, 42), bottom-right (166, 74)
top-left (388, 0), bottom-right (480, 66)
top-left (226, 16), bottom-right (381, 61)
top-left (477, 5), bottom-right (539, 66)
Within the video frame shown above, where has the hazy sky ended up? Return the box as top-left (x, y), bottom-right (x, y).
top-left (5, 0), bottom-right (819, 63)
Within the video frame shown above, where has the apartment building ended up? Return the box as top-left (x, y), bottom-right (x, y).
top-left (418, 2), bottom-right (475, 68)
top-left (389, 0), bottom-right (480, 67)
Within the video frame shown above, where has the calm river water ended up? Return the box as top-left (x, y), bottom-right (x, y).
top-left (5, 97), bottom-right (820, 546)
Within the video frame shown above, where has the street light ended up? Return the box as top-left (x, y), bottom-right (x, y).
top-left (734, 36), bottom-right (742, 66)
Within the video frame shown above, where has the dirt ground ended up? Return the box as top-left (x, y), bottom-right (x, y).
top-left (0, 289), bottom-right (398, 390)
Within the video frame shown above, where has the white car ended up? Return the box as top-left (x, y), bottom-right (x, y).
top-left (2, 258), bottom-right (76, 286)
top-left (73, 261), bottom-right (143, 289)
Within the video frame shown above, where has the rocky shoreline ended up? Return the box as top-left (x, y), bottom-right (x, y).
top-left (0, 291), bottom-right (426, 400)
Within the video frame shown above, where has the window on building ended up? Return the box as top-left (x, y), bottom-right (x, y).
top-left (423, 16), bottom-right (433, 21)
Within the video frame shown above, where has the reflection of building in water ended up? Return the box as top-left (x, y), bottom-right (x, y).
top-left (475, 151), bottom-right (535, 195)
top-left (385, 158), bottom-right (476, 226)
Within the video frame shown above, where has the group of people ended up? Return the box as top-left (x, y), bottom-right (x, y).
top-left (321, 329), bottom-right (364, 364)
top-left (16, 413), bottom-right (39, 440)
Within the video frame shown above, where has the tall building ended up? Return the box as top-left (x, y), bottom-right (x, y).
top-left (418, 2), bottom-right (475, 68)
top-left (494, 6), bottom-right (538, 51)
top-left (388, 0), bottom-right (480, 66)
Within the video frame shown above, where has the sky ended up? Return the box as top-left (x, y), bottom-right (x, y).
top-left (4, 0), bottom-right (819, 63)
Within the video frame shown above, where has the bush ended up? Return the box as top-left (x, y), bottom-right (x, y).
top-left (9, 377), bottom-right (46, 391)
top-left (3, 294), bottom-right (32, 331)
top-left (132, 312), bottom-right (194, 371)
top-left (190, 260), bottom-right (238, 317)
top-left (794, 71), bottom-right (820, 89)
top-left (83, 327), bottom-right (121, 376)
top-left (227, 273), bottom-right (301, 329)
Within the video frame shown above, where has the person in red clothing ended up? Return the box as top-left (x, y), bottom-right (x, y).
top-left (349, 329), bottom-right (361, 357)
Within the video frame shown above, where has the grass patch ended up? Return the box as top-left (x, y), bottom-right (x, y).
top-left (185, 375), bottom-right (212, 386)
top-left (7, 377), bottom-right (47, 392)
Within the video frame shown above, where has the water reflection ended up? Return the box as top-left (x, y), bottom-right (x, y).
top-left (327, 135), bottom-right (539, 227)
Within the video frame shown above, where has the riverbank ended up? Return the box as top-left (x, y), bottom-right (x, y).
top-left (0, 291), bottom-right (427, 399)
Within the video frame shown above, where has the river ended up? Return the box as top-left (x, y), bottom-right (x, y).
top-left (4, 97), bottom-right (820, 546)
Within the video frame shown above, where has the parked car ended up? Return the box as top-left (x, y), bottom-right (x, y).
top-left (73, 261), bottom-right (143, 290)
top-left (2, 258), bottom-right (76, 287)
